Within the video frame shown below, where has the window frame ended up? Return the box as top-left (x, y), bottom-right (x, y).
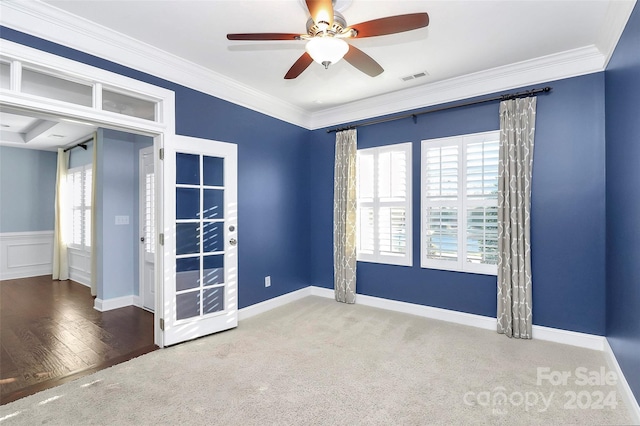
top-left (356, 142), bottom-right (413, 267)
top-left (420, 131), bottom-right (499, 276)
top-left (66, 164), bottom-right (92, 252)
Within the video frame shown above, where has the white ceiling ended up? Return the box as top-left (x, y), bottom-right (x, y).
top-left (0, 0), bottom-right (636, 134)
top-left (38, 0), bottom-right (631, 109)
top-left (0, 109), bottom-right (97, 151)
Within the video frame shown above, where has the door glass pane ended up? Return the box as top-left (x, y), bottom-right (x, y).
top-left (22, 68), bottom-right (92, 107)
top-left (176, 187), bottom-right (200, 219)
top-left (176, 153), bottom-right (199, 185)
top-left (203, 189), bottom-right (224, 219)
top-left (203, 255), bottom-right (224, 286)
top-left (102, 89), bottom-right (156, 121)
top-left (175, 151), bottom-right (226, 322)
top-left (176, 257), bottom-right (200, 291)
top-left (176, 290), bottom-right (200, 320)
top-left (176, 223), bottom-right (200, 255)
top-left (203, 156), bottom-right (224, 186)
top-left (203, 223), bottom-right (223, 253)
top-left (203, 287), bottom-right (224, 314)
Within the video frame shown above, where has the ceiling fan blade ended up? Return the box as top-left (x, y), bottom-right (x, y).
top-left (350, 13), bottom-right (429, 38)
top-left (227, 33), bottom-right (302, 41)
top-left (284, 52), bottom-right (314, 79)
top-left (305, 0), bottom-right (334, 27)
top-left (344, 45), bottom-right (384, 77)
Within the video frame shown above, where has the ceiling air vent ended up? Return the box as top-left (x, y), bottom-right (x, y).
top-left (401, 71), bottom-right (429, 82)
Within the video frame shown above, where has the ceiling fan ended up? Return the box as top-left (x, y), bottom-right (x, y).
top-left (226, 0), bottom-right (429, 79)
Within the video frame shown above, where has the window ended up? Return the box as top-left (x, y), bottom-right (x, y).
top-left (1, 53), bottom-right (162, 123)
top-left (357, 142), bottom-right (412, 266)
top-left (66, 165), bottom-right (92, 251)
top-left (421, 131), bottom-right (499, 275)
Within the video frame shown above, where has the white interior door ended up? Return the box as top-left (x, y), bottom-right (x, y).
top-left (162, 135), bottom-right (238, 347)
top-left (139, 146), bottom-right (155, 312)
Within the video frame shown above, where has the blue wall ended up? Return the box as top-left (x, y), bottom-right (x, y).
top-left (605, 3), bottom-right (640, 404)
top-left (95, 129), bottom-right (137, 299)
top-left (68, 140), bottom-right (93, 168)
top-left (0, 146), bottom-right (56, 232)
top-left (93, 129), bottom-right (153, 300)
top-left (1, 27), bottom-right (311, 309)
top-left (309, 73), bottom-right (607, 335)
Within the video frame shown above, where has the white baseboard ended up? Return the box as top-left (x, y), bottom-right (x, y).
top-left (0, 231), bottom-right (53, 280)
top-left (238, 287), bottom-right (312, 321)
top-left (604, 339), bottom-right (640, 424)
top-left (94, 295), bottom-right (136, 312)
top-left (309, 286), bottom-right (605, 350)
top-left (531, 324), bottom-right (605, 351)
top-left (245, 285), bottom-right (638, 417)
top-left (311, 285), bottom-right (497, 330)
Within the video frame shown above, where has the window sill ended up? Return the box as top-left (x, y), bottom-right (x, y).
top-left (421, 262), bottom-right (497, 276)
top-left (357, 257), bottom-right (413, 267)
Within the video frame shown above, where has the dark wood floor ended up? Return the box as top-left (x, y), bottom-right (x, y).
top-left (0, 276), bottom-right (156, 405)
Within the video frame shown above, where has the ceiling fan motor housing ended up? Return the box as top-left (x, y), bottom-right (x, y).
top-left (306, 11), bottom-right (348, 37)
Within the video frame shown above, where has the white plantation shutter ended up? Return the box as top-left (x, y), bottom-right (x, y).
top-left (144, 171), bottom-right (155, 254)
top-left (357, 142), bottom-right (412, 266)
top-left (66, 165), bottom-right (92, 251)
top-left (465, 139), bottom-right (498, 266)
top-left (422, 131), bottom-right (498, 275)
top-left (84, 168), bottom-right (92, 248)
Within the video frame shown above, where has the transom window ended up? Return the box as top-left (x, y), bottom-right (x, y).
top-left (357, 142), bottom-right (412, 266)
top-left (0, 59), bottom-right (159, 122)
top-left (421, 131), bottom-right (499, 275)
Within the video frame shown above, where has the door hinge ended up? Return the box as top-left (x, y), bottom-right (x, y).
top-left (159, 148), bottom-right (164, 160)
top-left (159, 318), bottom-right (164, 331)
top-left (159, 233), bottom-right (164, 245)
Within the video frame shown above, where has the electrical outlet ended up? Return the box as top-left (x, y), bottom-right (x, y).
top-left (265, 276), bottom-right (271, 287)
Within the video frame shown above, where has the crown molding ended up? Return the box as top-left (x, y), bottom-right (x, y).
top-left (309, 45), bottom-right (606, 130)
top-left (596, 0), bottom-right (637, 69)
top-left (0, 0), bottom-right (634, 131)
top-left (0, 0), bottom-right (312, 129)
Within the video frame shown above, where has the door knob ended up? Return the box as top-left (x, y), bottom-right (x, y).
top-left (229, 238), bottom-right (237, 246)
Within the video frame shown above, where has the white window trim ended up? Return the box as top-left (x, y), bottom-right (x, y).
top-left (421, 131), bottom-right (498, 276)
top-left (357, 142), bottom-right (412, 267)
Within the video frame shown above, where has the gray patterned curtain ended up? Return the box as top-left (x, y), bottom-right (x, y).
top-left (334, 129), bottom-right (357, 304)
top-left (497, 97), bottom-right (536, 339)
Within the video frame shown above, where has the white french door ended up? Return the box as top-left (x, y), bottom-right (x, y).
top-left (162, 135), bottom-right (238, 346)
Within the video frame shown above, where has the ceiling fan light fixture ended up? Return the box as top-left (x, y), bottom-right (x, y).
top-left (305, 37), bottom-right (349, 69)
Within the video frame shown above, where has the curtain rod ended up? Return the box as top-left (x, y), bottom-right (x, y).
top-left (63, 136), bottom-right (94, 153)
top-left (327, 86), bottom-right (552, 134)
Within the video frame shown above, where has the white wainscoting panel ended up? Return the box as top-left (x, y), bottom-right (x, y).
top-left (68, 247), bottom-right (91, 287)
top-left (0, 231), bottom-right (54, 280)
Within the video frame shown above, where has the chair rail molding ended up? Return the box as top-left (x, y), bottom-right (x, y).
top-left (0, 231), bottom-right (54, 280)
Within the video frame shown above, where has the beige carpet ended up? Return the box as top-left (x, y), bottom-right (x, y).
top-left (0, 296), bottom-right (633, 425)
